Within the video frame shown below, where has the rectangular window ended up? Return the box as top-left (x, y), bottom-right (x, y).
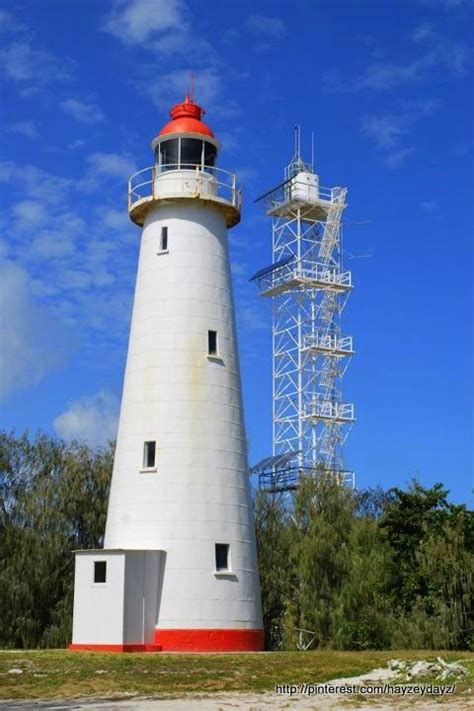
top-left (160, 226), bottom-right (168, 251)
top-left (208, 330), bottom-right (218, 356)
top-left (180, 137), bottom-right (204, 168)
top-left (204, 141), bottom-right (217, 168)
top-left (159, 138), bottom-right (179, 169)
top-left (215, 543), bottom-right (230, 572)
top-left (143, 441), bottom-right (156, 469)
top-left (94, 561), bottom-right (107, 583)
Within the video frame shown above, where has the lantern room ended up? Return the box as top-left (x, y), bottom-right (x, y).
top-left (151, 93), bottom-right (219, 171)
top-left (129, 93), bottom-right (241, 229)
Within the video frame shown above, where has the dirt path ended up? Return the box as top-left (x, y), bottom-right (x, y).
top-left (0, 694), bottom-right (473, 710)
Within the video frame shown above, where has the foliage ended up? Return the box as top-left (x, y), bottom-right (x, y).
top-left (256, 477), bottom-right (473, 651)
top-left (254, 490), bottom-right (290, 650)
top-left (0, 431), bottom-right (112, 649)
top-left (0, 431), bottom-right (472, 652)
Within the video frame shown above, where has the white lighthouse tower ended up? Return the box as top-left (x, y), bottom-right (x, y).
top-left (70, 93), bottom-right (264, 652)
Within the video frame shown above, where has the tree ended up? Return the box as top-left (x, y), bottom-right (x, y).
top-left (284, 472), bottom-right (355, 649)
top-left (379, 480), bottom-right (474, 649)
top-left (254, 490), bottom-right (290, 649)
top-left (379, 481), bottom-right (451, 609)
top-left (0, 432), bottom-right (112, 648)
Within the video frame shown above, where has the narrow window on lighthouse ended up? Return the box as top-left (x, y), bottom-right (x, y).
top-left (94, 561), bottom-right (107, 584)
top-left (143, 441), bottom-right (156, 469)
top-left (215, 544), bottom-right (230, 572)
top-left (159, 226), bottom-right (168, 252)
top-left (208, 330), bottom-right (218, 356)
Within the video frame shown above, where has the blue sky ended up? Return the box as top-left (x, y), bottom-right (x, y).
top-left (0, 0), bottom-right (472, 504)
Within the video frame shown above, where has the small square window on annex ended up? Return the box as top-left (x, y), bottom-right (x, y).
top-left (94, 560), bottom-right (107, 583)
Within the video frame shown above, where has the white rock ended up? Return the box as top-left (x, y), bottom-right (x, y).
top-left (407, 661), bottom-right (438, 677)
top-left (388, 659), bottom-right (406, 670)
top-left (436, 656), bottom-right (468, 676)
top-left (8, 668), bottom-right (23, 675)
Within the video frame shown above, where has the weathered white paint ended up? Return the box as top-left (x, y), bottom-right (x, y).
top-left (290, 171), bottom-right (319, 201)
top-left (153, 169), bottom-right (217, 199)
top-left (72, 550), bottom-right (164, 646)
top-left (102, 196), bottom-right (262, 632)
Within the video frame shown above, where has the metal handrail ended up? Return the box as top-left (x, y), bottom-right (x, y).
top-left (303, 333), bottom-right (353, 352)
top-left (304, 399), bottom-right (355, 421)
top-left (128, 164), bottom-right (241, 211)
top-left (254, 258), bottom-right (352, 292)
top-left (255, 178), bottom-right (345, 207)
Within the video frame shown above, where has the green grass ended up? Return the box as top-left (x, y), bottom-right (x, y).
top-left (0, 649), bottom-right (473, 701)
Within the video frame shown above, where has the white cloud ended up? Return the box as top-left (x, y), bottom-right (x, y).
top-left (28, 212), bottom-right (84, 260)
top-left (68, 139), bottom-right (87, 150)
top-left (152, 33), bottom-right (212, 59)
top-left (247, 14), bottom-right (286, 39)
top-left (78, 152), bottom-right (136, 192)
top-left (1, 159), bottom-right (134, 359)
top-left (102, 208), bottom-right (131, 231)
top-left (422, 0), bottom-right (471, 8)
top-left (356, 36), bottom-right (470, 91)
top-left (144, 68), bottom-right (239, 118)
top-left (31, 231), bottom-right (76, 259)
top-left (0, 9), bottom-right (15, 29)
top-left (411, 23), bottom-right (436, 42)
top-left (12, 200), bottom-right (48, 229)
top-left (54, 390), bottom-right (119, 446)
top-left (7, 120), bottom-right (38, 138)
top-left (420, 199), bottom-right (439, 211)
top-left (58, 269), bottom-right (93, 291)
top-left (0, 261), bottom-right (70, 401)
top-left (0, 161), bottom-right (15, 182)
top-left (385, 147), bottom-right (416, 169)
top-left (0, 9), bottom-right (25, 33)
top-left (0, 161), bottom-right (72, 204)
top-left (61, 98), bottom-right (104, 124)
top-left (104, 0), bottom-right (185, 45)
top-left (231, 261), bottom-right (249, 278)
top-left (357, 62), bottom-right (420, 91)
top-left (0, 42), bottom-right (37, 80)
top-left (87, 152), bottom-right (136, 178)
top-left (361, 115), bottom-right (405, 149)
top-left (324, 24), bottom-right (471, 93)
top-left (362, 100), bottom-right (440, 167)
top-left (104, 0), bottom-right (215, 62)
top-left (0, 41), bottom-right (69, 92)
top-left (145, 67), bottom-right (220, 111)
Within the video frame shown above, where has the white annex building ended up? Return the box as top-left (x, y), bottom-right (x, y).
top-left (70, 94), bottom-right (264, 652)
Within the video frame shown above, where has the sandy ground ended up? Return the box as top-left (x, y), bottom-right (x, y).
top-left (0, 693), bottom-right (472, 710)
top-left (1, 664), bottom-right (472, 711)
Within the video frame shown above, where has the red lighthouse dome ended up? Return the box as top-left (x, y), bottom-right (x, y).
top-left (158, 93), bottom-right (214, 138)
top-left (151, 92), bottom-right (219, 166)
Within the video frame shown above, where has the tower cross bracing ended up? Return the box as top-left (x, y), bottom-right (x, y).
top-left (251, 152), bottom-right (355, 492)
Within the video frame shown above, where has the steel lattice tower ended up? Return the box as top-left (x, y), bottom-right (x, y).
top-left (251, 138), bottom-right (355, 492)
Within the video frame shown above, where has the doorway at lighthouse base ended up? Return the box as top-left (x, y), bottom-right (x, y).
top-left (69, 550), bottom-right (264, 652)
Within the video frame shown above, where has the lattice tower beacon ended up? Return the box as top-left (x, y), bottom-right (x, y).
top-left (251, 128), bottom-right (355, 493)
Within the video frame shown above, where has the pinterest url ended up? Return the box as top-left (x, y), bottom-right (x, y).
top-left (275, 683), bottom-right (456, 697)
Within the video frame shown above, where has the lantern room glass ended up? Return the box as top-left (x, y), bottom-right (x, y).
top-left (156, 137), bottom-right (217, 171)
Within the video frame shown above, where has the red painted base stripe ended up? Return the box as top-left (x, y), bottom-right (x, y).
top-left (69, 629), bottom-right (264, 653)
top-left (153, 628), bottom-right (264, 652)
top-left (69, 643), bottom-right (162, 653)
